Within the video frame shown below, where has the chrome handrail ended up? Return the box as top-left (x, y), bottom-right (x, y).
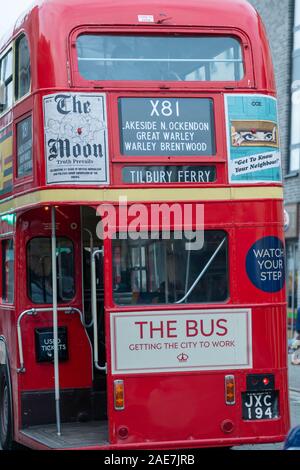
top-left (176, 238), bottom-right (227, 305)
top-left (91, 249), bottom-right (107, 372)
top-left (82, 229), bottom-right (94, 329)
top-left (17, 307), bottom-right (84, 373)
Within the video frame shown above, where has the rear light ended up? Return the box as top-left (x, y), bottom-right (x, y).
top-left (118, 426), bottom-right (129, 440)
top-left (225, 375), bottom-right (236, 405)
top-left (114, 380), bottom-right (125, 410)
top-left (221, 419), bottom-right (235, 434)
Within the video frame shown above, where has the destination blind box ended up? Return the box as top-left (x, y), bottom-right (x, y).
top-left (119, 97), bottom-right (215, 157)
top-left (122, 165), bottom-right (217, 184)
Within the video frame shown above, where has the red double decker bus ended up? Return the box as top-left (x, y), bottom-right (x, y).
top-left (0, 0), bottom-right (290, 450)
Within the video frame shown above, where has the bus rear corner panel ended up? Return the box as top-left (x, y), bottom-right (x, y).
top-left (110, 373), bottom-right (288, 448)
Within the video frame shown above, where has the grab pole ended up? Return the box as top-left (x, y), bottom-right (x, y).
top-left (52, 206), bottom-right (61, 436)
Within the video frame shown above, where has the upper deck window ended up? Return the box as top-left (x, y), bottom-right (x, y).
top-left (0, 49), bottom-right (13, 112)
top-left (76, 35), bottom-right (244, 82)
top-left (15, 34), bottom-right (31, 100)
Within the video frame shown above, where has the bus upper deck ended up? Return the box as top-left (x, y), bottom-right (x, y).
top-left (0, 0), bottom-right (278, 210)
top-left (0, 0), bottom-right (289, 451)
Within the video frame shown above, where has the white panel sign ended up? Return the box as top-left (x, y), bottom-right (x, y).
top-left (138, 15), bottom-right (154, 22)
top-left (110, 309), bottom-right (252, 374)
top-left (43, 93), bottom-right (109, 184)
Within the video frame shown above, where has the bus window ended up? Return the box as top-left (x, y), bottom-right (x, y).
top-left (112, 231), bottom-right (228, 305)
top-left (76, 35), bottom-right (244, 82)
top-left (2, 239), bottom-right (14, 304)
top-left (15, 34), bottom-right (31, 100)
top-left (0, 49), bottom-right (13, 113)
top-left (27, 237), bottom-right (75, 304)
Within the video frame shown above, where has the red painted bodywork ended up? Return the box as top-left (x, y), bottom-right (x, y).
top-left (0, 0), bottom-right (289, 450)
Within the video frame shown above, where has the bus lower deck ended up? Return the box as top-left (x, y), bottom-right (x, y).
top-left (0, 0), bottom-right (290, 450)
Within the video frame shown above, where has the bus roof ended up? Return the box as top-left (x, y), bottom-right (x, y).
top-left (0, 0), bottom-right (274, 92)
top-left (2, 0), bottom-right (259, 47)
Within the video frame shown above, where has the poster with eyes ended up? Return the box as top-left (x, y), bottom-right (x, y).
top-left (225, 94), bottom-right (282, 183)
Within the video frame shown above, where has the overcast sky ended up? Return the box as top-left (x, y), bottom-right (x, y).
top-left (0, 0), bottom-right (35, 36)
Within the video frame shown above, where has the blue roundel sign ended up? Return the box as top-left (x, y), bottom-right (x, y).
top-left (246, 236), bottom-right (285, 293)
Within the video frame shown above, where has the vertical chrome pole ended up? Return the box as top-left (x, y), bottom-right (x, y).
top-left (91, 248), bottom-right (98, 369)
top-left (164, 242), bottom-right (169, 304)
top-left (91, 248), bottom-right (106, 372)
top-left (52, 206), bottom-right (61, 436)
top-left (84, 228), bottom-right (94, 325)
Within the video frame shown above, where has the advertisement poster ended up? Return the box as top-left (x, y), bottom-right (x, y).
top-left (0, 120), bottom-right (13, 195)
top-left (225, 94), bottom-right (282, 183)
top-left (44, 93), bottom-right (109, 184)
top-left (246, 236), bottom-right (285, 293)
top-left (17, 116), bottom-right (32, 178)
top-left (110, 309), bottom-right (252, 374)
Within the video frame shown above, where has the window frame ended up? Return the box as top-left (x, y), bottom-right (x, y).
top-left (1, 238), bottom-right (14, 305)
top-left (76, 34), bottom-right (245, 84)
top-left (111, 230), bottom-right (229, 307)
top-left (110, 91), bottom-right (226, 164)
top-left (69, 26), bottom-right (254, 90)
top-left (15, 33), bottom-right (31, 102)
top-left (0, 32), bottom-right (31, 118)
top-left (26, 236), bottom-right (76, 305)
top-left (0, 47), bottom-right (13, 115)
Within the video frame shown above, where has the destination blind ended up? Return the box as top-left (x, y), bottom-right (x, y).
top-left (119, 98), bottom-right (215, 156)
top-left (122, 166), bottom-right (217, 184)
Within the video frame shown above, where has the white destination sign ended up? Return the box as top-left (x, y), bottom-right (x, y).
top-left (44, 93), bottom-right (109, 184)
top-left (110, 309), bottom-right (252, 374)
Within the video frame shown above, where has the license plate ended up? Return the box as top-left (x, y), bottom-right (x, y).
top-left (242, 391), bottom-right (279, 420)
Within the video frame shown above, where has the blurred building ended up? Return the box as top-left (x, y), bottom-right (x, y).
top-left (249, 0), bottom-right (300, 325)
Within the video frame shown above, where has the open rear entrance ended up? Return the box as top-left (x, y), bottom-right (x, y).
top-left (21, 422), bottom-right (108, 449)
top-left (81, 206), bottom-right (107, 419)
top-left (18, 206), bottom-right (109, 449)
